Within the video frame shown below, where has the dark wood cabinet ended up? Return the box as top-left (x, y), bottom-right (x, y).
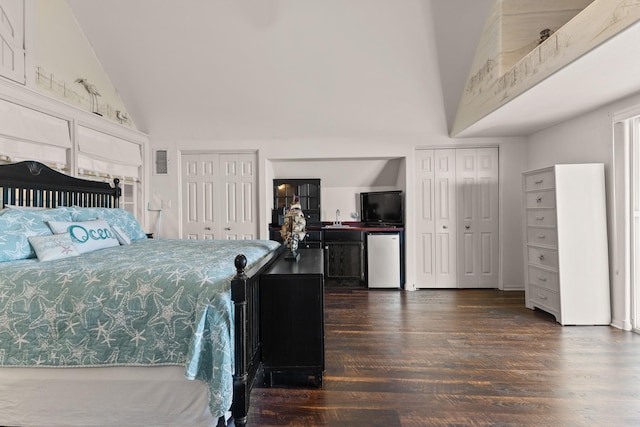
top-left (324, 230), bottom-right (364, 286)
top-left (260, 249), bottom-right (324, 387)
top-left (272, 179), bottom-right (321, 226)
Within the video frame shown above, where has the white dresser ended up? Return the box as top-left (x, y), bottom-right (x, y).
top-left (522, 164), bottom-right (610, 325)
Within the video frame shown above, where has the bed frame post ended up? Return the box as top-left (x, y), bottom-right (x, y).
top-left (230, 254), bottom-right (253, 427)
top-left (113, 178), bottom-right (121, 208)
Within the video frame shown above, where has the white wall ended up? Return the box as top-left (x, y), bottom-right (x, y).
top-left (527, 90), bottom-right (640, 329)
top-left (498, 139), bottom-right (528, 290)
top-left (29, 0), bottom-right (132, 126)
top-left (149, 135), bottom-right (527, 292)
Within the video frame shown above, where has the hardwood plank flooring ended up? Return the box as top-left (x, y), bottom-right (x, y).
top-left (248, 289), bottom-right (640, 426)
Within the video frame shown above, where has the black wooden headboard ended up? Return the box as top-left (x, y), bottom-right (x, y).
top-left (0, 161), bottom-right (121, 208)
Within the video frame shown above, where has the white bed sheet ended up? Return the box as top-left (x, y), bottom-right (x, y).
top-left (0, 366), bottom-right (221, 427)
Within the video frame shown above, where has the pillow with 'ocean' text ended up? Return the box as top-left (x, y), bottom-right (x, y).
top-left (47, 219), bottom-right (120, 254)
top-left (65, 207), bottom-right (147, 241)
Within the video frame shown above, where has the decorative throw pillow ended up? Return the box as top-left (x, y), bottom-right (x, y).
top-left (65, 207), bottom-right (147, 241)
top-left (111, 225), bottom-right (132, 245)
top-left (28, 233), bottom-right (80, 262)
top-left (0, 208), bottom-right (73, 262)
top-left (47, 219), bottom-right (120, 254)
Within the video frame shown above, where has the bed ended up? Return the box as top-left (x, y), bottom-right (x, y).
top-left (0, 161), bottom-right (283, 427)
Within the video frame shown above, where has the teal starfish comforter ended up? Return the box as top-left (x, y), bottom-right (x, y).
top-left (0, 238), bottom-right (280, 419)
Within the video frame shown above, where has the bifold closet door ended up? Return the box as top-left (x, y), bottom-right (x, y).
top-left (415, 149), bottom-right (457, 288)
top-left (415, 148), bottom-right (499, 289)
top-left (181, 153), bottom-right (257, 240)
top-left (456, 148), bottom-right (499, 288)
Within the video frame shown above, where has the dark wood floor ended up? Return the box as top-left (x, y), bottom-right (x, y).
top-left (247, 289), bottom-right (640, 426)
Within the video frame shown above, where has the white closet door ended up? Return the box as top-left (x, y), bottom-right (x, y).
top-left (181, 154), bottom-right (219, 240)
top-left (434, 149), bottom-right (457, 287)
top-left (415, 149), bottom-right (457, 288)
top-left (415, 150), bottom-right (435, 287)
top-left (219, 153), bottom-right (257, 240)
top-left (181, 153), bottom-right (257, 240)
top-left (456, 148), bottom-right (499, 288)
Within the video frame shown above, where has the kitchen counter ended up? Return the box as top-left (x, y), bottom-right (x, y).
top-left (316, 222), bottom-right (404, 232)
top-left (270, 222), bottom-right (403, 232)
top-left (268, 222), bottom-right (405, 289)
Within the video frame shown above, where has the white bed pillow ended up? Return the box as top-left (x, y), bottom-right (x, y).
top-left (111, 225), bottom-right (132, 245)
top-left (47, 219), bottom-right (120, 254)
top-left (28, 233), bottom-right (80, 262)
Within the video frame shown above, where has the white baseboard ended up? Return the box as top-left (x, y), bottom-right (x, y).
top-left (610, 318), bottom-right (632, 331)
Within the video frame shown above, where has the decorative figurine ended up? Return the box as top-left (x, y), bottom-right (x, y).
top-left (539, 28), bottom-right (552, 45)
top-left (280, 195), bottom-right (306, 261)
top-left (75, 78), bottom-right (101, 115)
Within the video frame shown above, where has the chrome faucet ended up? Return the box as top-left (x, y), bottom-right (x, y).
top-left (335, 209), bottom-right (341, 225)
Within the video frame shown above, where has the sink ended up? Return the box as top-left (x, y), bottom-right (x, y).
top-left (324, 224), bottom-right (352, 228)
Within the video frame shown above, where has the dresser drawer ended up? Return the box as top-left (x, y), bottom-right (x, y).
top-left (529, 284), bottom-right (560, 311)
top-left (526, 227), bottom-right (558, 247)
top-left (527, 246), bottom-right (558, 270)
top-left (528, 265), bottom-right (559, 292)
top-left (526, 209), bottom-right (557, 227)
top-left (525, 190), bottom-right (556, 209)
top-left (524, 169), bottom-right (555, 191)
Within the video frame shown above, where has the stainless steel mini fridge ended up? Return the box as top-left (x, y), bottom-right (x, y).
top-left (366, 233), bottom-right (401, 288)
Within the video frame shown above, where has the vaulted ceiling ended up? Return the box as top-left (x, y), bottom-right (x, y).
top-left (67, 0), bottom-right (492, 139)
top-left (67, 0), bottom-right (640, 140)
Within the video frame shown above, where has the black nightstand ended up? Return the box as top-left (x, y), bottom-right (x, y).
top-left (260, 249), bottom-right (324, 387)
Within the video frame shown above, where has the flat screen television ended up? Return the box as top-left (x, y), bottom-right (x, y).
top-left (360, 190), bottom-right (403, 226)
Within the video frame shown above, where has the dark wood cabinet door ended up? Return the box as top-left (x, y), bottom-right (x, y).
top-left (325, 242), bottom-right (363, 279)
top-left (273, 179), bottom-right (321, 226)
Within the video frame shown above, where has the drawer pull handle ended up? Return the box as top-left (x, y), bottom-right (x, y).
top-left (536, 234), bottom-right (546, 239)
top-left (538, 294), bottom-right (548, 300)
top-left (535, 179), bottom-right (544, 184)
top-left (538, 277), bottom-right (547, 282)
top-left (536, 197), bottom-right (542, 203)
top-left (535, 216), bottom-right (544, 221)
top-left (538, 254), bottom-right (545, 261)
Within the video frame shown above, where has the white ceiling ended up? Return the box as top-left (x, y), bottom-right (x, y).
top-left (66, 0), bottom-right (640, 140)
top-left (67, 0), bottom-right (462, 140)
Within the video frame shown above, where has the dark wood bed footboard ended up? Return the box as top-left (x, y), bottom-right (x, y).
top-left (230, 245), bottom-right (284, 426)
